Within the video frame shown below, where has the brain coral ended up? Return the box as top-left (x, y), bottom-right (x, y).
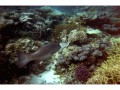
top-left (86, 37), bottom-right (120, 84)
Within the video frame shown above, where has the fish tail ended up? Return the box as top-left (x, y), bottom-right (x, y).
top-left (17, 50), bottom-right (32, 68)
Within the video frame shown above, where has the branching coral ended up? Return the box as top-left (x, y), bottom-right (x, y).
top-left (86, 37), bottom-right (120, 84)
top-left (62, 64), bottom-right (79, 84)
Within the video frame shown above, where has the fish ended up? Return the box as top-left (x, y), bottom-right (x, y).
top-left (17, 43), bottom-right (61, 68)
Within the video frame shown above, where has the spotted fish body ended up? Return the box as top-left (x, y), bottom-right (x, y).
top-left (17, 43), bottom-right (61, 68)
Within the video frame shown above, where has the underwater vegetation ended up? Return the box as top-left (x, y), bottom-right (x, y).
top-left (0, 6), bottom-right (120, 84)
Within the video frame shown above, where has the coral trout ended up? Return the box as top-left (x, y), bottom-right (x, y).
top-left (17, 43), bottom-right (62, 68)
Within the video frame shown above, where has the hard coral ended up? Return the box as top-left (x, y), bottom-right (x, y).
top-left (52, 15), bottom-right (86, 42)
top-left (55, 45), bottom-right (79, 66)
top-left (75, 64), bottom-right (90, 83)
top-left (38, 6), bottom-right (53, 19)
top-left (68, 30), bottom-right (87, 44)
top-left (52, 23), bottom-right (79, 42)
top-left (103, 24), bottom-right (120, 35)
top-left (63, 64), bottom-right (78, 84)
top-left (54, 36), bottom-right (109, 84)
top-left (5, 38), bottom-right (43, 64)
top-left (86, 37), bottom-right (120, 84)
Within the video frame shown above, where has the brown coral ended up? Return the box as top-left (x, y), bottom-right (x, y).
top-left (75, 64), bottom-right (91, 83)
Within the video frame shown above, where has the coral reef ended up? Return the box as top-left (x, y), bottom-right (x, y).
top-left (52, 15), bottom-right (86, 42)
top-left (54, 34), bottom-right (110, 84)
top-left (56, 37), bottom-right (110, 66)
top-left (75, 64), bottom-right (90, 83)
top-left (5, 38), bottom-right (43, 64)
top-left (86, 37), bottom-right (120, 84)
top-left (68, 30), bottom-right (87, 44)
top-left (0, 6), bottom-right (64, 84)
top-left (0, 6), bottom-right (64, 49)
top-left (74, 7), bottom-right (120, 36)
top-left (1, 6), bottom-right (120, 84)
top-left (51, 11), bottom-right (111, 83)
top-left (0, 38), bottom-right (48, 84)
top-left (103, 24), bottom-right (120, 35)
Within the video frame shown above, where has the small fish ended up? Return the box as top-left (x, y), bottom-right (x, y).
top-left (17, 43), bottom-right (61, 68)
